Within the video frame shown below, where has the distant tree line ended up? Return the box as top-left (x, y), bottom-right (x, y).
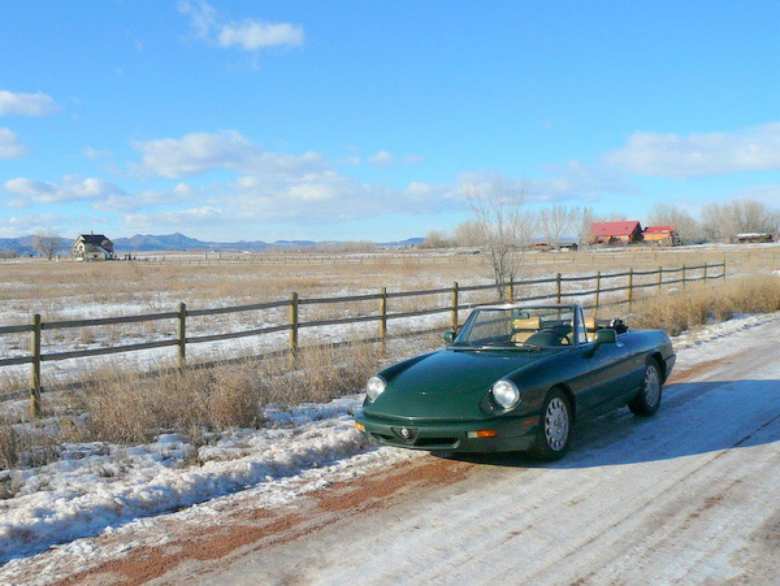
top-left (423, 198), bottom-right (780, 250)
top-left (421, 197), bottom-right (779, 299)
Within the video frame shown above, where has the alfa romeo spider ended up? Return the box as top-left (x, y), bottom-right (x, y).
top-left (354, 304), bottom-right (675, 460)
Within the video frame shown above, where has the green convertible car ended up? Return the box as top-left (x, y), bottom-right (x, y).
top-left (354, 304), bottom-right (675, 460)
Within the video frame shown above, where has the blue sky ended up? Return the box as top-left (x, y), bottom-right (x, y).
top-left (1, 0), bottom-right (780, 241)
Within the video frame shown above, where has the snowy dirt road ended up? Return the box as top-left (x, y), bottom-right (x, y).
top-left (55, 317), bottom-right (780, 586)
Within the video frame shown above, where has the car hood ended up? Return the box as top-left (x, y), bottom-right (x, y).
top-left (364, 348), bottom-right (554, 421)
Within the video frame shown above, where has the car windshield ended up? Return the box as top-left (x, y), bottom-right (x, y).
top-left (452, 306), bottom-right (580, 350)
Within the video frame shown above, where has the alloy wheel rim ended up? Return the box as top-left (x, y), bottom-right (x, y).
top-left (644, 366), bottom-right (661, 407)
top-left (544, 397), bottom-right (570, 451)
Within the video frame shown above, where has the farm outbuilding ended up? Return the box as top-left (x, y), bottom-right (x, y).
top-left (735, 233), bottom-right (774, 244)
top-left (72, 234), bottom-right (114, 261)
top-left (643, 225), bottom-right (680, 246)
top-left (589, 221), bottom-right (644, 245)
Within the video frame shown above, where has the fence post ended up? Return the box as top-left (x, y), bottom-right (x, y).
top-left (176, 302), bottom-right (186, 369)
top-left (451, 281), bottom-right (459, 333)
top-left (507, 279), bottom-right (514, 303)
top-left (723, 257), bottom-right (727, 280)
top-left (682, 264), bottom-right (687, 289)
top-left (657, 266), bottom-right (663, 295)
top-left (627, 268), bottom-right (634, 311)
top-left (289, 292), bottom-right (299, 358)
top-left (30, 313), bottom-right (42, 419)
top-left (594, 271), bottom-right (601, 318)
top-left (379, 287), bottom-right (387, 340)
top-left (703, 262), bottom-right (708, 282)
top-left (556, 273), bottom-right (562, 304)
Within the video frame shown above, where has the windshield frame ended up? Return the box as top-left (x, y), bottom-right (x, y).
top-left (451, 305), bottom-right (587, 350)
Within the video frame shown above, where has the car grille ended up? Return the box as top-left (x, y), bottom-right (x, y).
top-left (370, 432), bottom-right (458, 449)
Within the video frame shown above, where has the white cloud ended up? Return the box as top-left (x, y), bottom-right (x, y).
top-left (124, 206), bottom-right (223, 229)
top-left (369, 150), bottom-right (394, 166)
top-left (455, 163), bottom-right (629, 206)
top-left (173, 182), bottom-right (193, 196)
top-left (4, 176), bottom-right (125, 205)
top-left (0, 213), bottom-right (67, 238)
top-left (366, 151), bottom-right (423, 166)
top-left (179, 1), bottom-right (303, 52)
top-left (124, 143), bottom-right (620, 229)
top-left (97, 183), bottom-right (195, 211)
top-left (0, 90), bottom-right (57, 117)
top-left (606, 122), bottom-right (780, 176)
top-left (133, 130), bottom-right (322, 178)
top-left (134, 130), bottom-right (251, 177)
top-left (0, 128), bottom-right (25, 158)
top-left (83, 146), bottom-right (111, 160)
top-left (218, 21), bottom-right (303, 50)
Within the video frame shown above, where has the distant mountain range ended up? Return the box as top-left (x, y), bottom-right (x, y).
top-left (0, 232), bottom-right (424, 255)
top-left (0, 236), bottom-right (71, 256)
top-left (114, 233), bottom-right (424, 252)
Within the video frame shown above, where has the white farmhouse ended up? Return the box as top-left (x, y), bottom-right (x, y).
top-left (72, 233), bottom-right (115, 261)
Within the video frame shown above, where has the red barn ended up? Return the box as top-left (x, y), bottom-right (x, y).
top-left (589, 221), bottom-right (643, 245)
top-left (644, 225), bottom-right (680, 246)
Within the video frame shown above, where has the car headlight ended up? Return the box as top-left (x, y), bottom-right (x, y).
top-left (491, 380), bottom-right (520, 409)
top-left (366, 376), bottom-right (387, 402)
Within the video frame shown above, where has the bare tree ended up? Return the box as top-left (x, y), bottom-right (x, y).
top-left (32, 232), bottom-right (61, 260)
top-left (702, 199), bottom-right (779, 241)
top-left (540, 205), bottom-right (580, 248)
top-left (578, 206), bottom-right (594, 246)
top-left (648, 203), bottom-right (702, 244)
top-left (453, 220), bottom-right (485, 247)
top-left (469, 192), bottom-right (537, 299)
top-left (421, 230), bottom-right (452, 249)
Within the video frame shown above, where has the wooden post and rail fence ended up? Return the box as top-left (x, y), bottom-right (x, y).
top-left (0, 261), bottom-right (726, 418)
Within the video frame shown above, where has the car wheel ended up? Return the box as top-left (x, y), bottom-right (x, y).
top-left (629, 358), bottom-right (663, 416)
top-left (530, 388), bottom-right (573, 460)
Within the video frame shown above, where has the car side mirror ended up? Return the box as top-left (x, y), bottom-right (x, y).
top-left (442, 330), bottom-right (455, 344)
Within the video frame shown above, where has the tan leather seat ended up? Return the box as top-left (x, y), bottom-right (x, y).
top-left (584, 317), bottom-right (597, 333)
top-left (511, 316), bottom-right (541, 343)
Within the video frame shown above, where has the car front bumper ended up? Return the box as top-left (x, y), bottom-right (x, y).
top-left (354, 410), bottom-right (539, 453)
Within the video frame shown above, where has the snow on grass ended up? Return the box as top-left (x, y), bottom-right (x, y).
top-left (0, 394), bottom-right (411, 564)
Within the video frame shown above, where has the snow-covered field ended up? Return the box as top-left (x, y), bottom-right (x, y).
top-left (1, 310), bottom-right (779, 584)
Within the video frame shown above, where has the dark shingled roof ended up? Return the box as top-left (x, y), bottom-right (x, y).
top-left (76, 234), bottom-right (114, 253)
top-left (78, 234), bottom-right (111, 245)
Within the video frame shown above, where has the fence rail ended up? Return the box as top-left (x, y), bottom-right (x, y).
top-left (0, 260), bottom-right (726, 417)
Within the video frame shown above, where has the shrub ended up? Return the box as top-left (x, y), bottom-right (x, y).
top-left (630, 275), bottom-right (780, 335)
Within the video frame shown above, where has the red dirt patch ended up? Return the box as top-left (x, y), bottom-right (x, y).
top-left (56, 456), bottom-right (475, 585)
top-left (316, 456), bottom-right (473, 513)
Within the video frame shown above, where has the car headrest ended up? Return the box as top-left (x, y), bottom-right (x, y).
top-left (584, 317), bottom-right (597, 332)
top-left (512, 316), bottom-right (541, 331)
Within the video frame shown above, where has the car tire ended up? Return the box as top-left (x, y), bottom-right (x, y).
top-left (530, 387), bottom-right (573, 460)
top-left (629, 358), bottom-right (663, 417)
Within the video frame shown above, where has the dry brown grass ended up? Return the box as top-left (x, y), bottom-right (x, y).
top-left (0, 426), bottom-right (19, 470)
top-left (2, 246), bottom-right (777, 315)
top-left (68, 341), bottom-right (385, 445)
top-left (631, 275), bottom-right (780, 335)
top-left (80, 365), bottom-right (262, 444)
